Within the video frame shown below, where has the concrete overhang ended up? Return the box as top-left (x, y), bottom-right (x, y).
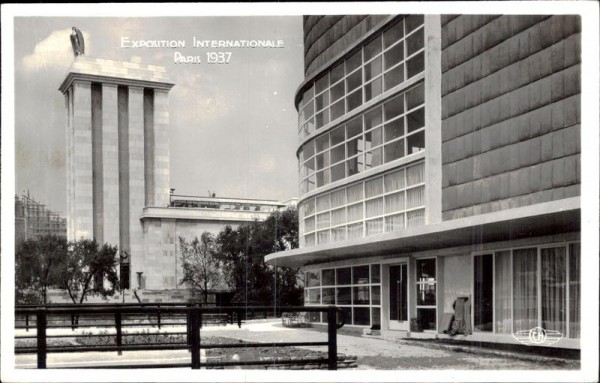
top-left (265, 197), bottom-right (581, 268)
top-left (140, 207), bottom-right (272, 222)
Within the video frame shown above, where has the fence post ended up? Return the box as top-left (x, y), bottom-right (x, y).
top-left (186, 305), bottom-right (191, 350)
top-left (327, 306), bottom-right (337, 370)
top-left (190, 306), bottom-right (201, 369)
top-left (115, 311), bottom-right (123, 355)
top-left (157, 305), bottom-right (161, 330)
top-left (25, 314), bottom-right (29, 332)
top-left (237, 308), bottom-right (242, 328)
top-left (36, 308), bottom-right (47, 369)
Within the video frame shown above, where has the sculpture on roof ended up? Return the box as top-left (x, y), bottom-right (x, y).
top-left (70, 27), bottom-right (85, 57)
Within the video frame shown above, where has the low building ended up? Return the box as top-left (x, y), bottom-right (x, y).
top-left (266, 14), bottom-right (581, 349)
top-left (15, 193), bottom-right (67, 243)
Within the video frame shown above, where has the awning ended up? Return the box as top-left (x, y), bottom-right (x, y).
top-left (265, 197), bottom-right (580, 268)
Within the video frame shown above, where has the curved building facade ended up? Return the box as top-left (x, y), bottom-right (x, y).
top-left (267, 14), bottom-right (582, 349)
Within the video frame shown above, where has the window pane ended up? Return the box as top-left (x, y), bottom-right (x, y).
top-left (385, 191), bottom-right (405, 214)
top-left (331, 144), bottom-right (345, 164)
top-left (365, 148), bottom-right (383, 169)
top-left (315, 73), bottom-right (329, 94)
top-left (330, 99), bottom-right (345, 121)
top-left (303, 141), bottom-right (315, 159)
top-left (353, 286), bottom-right (370, 305)
top-left (406, 15), bottom-right (424, 32)
top-left (347, 202), bottom-right (363, 222)
top-left (385, 213), bottom-right (405, 232)
top-left (406, 28), bottom-right (424, 56)
top-left (365, 177), bottom-right (384, 197)
top-left (315, 109), bottom-right (330, 129)
top-left (347, 222), bottom-right (363, 239)
top-left (385, 140), bottom-right (405, 163)
top-left (353, 307), bottom-right (370, 326)
top-left (407, 131), bottom-right (425, 154)
top-left (317, 230), bottom-right (330, 244)
top-left (316, 194), bottom-right (330, 212)
top-left (384, 64), bottom-right (404, 90)
top-left (336, 268), bottom-right (351, 285)
top-left (336, 287), bottom-right (351, 304)
top-left (417, 258), bottom-right (436, 280)
top-left (346, 69), bottom-right (362, 92)
top-left (331, 207), bottom-right (346, 226)
top-left (305, 216), bottom-right (315, 232)
top-left (407, 163), bottom-right (424, 185)
top-left (304, 199), bottom-right (315, 217)
top-left (346, 156), bottom-right (364, 176)
top-left (407, 208), bottom-right (425, 227)
top-left (406, 83), bottom-right (425, 110)
top-left (385, 119), bottom-right (405, 142)
top-left (364, 37), bottom-right (382, 61)
top-left (541, 247), bottom-right (567, 334)
top-left (347, 137), bottom-right (362, 157)
top-left (384, 19), bottom-right (404, 48)
top-left (316, 151), bottom-right (329, 170)
top-left (305, 271), bottom-right (320, 287)
top-left (384, 94), bottom-right (404, 121)
top-left (331, 125), bottom-right (345, 146)
top-left (371, 264), bottom-right (381, 283)
top-left (305, 288), bottom-right (321, 304)
top-left (347, 117), bottom-right (363, 138)
top-left (316, 134), bottom-right (330, 153)
top-left (331, 162), bottom-right (345, 182)
top-left (407, 52), bottom-right (425, 78)
top-left (474, 254), bottom-right (494, 332)
top-left (417, 308), bottom-right (436, 331)
top-left (316, 169), bottom-right (329, 187)
top-left (366, 218), bottom-right (383, 236)
top-left (513, 248), bottom-right (538, 332)
top-left (407, 107), bottom-right (425, 133)
top-left (372, 286), bottom-right (381, 305)
top-left (330, 189), bottom-right (346, 208)
top-left (365, 127), bottom-right (382, 151)
top-left (384, 169), bottom-right (405, 192)
top-left (323, 269), bottom-right (335, 285)
top-left (365, 77), bottom-right (383, 102)
top-left (366, 197), bottom-right (383, 218)
top-left (569, 243), bottom-right (580, 338)
top-left (364, 106), bottom-right (383, 130)
top-left (331, 61), bottom-right (345, 84)
top-left (347, 183), bottom-right (363, 203)
top-left (493, 250), bottom-right (512, 334)
top-left (417, 282), bottom-right (436, 306)
top-left (406, 186), bottom-right (424, 208)
top-left (323, 287), bottom-right (335, 304)
top-left (332, 226), bottom-right (346, 242)
top-left (384, 41), bottom-right (404, 70)
top-left (317, 212), bottom-right (330, 230)
top-left (346, 49), bottom-right (362, 73)
top-left (372, 307), bottom-right (381, 327)
top-left (365, 56), bottom-right (382, 82)
top-left (304, 233), bottom-right (315, 246)
top-left (347, 89), bottom-right (363, 112)
top-left (330, 81), bottom-right (345, 102)
top-left (315, 91), bottom-right (329, 111)
top-left (304, 85), bottom-right (315, 103)
top-left (353, 265), bottom-right (370, 284)
top-left (304, 99), bottom-right (314, 117)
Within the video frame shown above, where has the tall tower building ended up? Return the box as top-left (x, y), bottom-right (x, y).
top-left (59, 55), bottom-right (174, 288)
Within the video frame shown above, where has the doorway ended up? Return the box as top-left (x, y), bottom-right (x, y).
top-left (388, 263), bottom-right (409, 330)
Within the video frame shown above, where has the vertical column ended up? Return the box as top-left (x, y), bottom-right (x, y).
top-left (65, 90), bottom-right (73, 240)
top-left (153, 90), bottom-right (171, 208)
top-left (102, 83), bottom-right (120, 247)
top-left (72, 81), bottom-right (93, 239)
top-left (143, 89), bottom-right (155, 206)
top-left (424, 15), bottom-right (442, 224)
top-left (128, 87), bottom-right (146, 285)
top-left (118, 86), bottom-right (130, 255)
top-left (91, 83), bottom-right (104, 244)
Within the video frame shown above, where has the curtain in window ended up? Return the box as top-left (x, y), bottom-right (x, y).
top-left (316, 194), bottom-right (330, 212)
top-left (513, 248), bottom-right (538, 332)
top-left (406, 186), bottom-right (424, 208)
top-left (385, 213), bottom-right (405, 232)
top-left (305, 216), bottom-right (315, 232)
top-left (330, 189), bottom-right (346, 208)
top-left (331, 227), bottom-right (346, 242)
top-left (347, 223), bottom-right (363, 239)
top-left (366, 218), bottom-right (383, 236)
top-left (569, 243), bottom-right (580, 338)
top-left (385, 191), bottom-right (405, 214)
top-left (346, 183), bottom-right (363, 203)
top-left (494, 250), bottom-right (512, 334)
top-left (317, 230), bottom-right (330, 244)
top-left (317, 212), bottom-right (331, 229)
top-left (406, 208), bottom-right (425, 227)
top-left (347, 203), bottom-right (363, 222)
top-left (365, 176), bottom-right (384, 198)
top-left (366, 198), bottom-right (384, 218)
top-left (541, 247), bottom-right (566, 334)
top-left (331, 208), bottom-right (346, 226)
top-left (384, 169), bottom-right (405, 192)
top-left (406, 162), bottom-right (424, 185)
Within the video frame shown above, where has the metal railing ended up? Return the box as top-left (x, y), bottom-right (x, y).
top-left (15, 304), bottom-right (344, 370)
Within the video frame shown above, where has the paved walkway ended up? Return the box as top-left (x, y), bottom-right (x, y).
top-left (15, 319), bottom-right (579, 370)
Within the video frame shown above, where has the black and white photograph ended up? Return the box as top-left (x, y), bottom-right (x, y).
top-left (1, 3), bottom-right (598, 382)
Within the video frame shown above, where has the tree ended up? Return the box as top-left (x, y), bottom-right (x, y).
top-left (214, 206), bottom-right (303, 307)
top-left (60, 239), bottom-right (120, 304)
top-left (179, 232), bottom-right (223, 303)
top-left (15, 235), bottom-right (68, 304)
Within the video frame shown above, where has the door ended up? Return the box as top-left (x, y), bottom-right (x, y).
top-left (388, 264), bottom-right (408, 330)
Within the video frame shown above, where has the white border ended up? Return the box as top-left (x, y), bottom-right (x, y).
top-left (2, 2), bottom-right (598, 382)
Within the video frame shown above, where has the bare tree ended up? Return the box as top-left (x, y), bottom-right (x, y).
top-left (179, 232), bottom-right (222, 303)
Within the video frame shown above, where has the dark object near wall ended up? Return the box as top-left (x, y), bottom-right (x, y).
top-left (410, 318), bottom-right (422, 332)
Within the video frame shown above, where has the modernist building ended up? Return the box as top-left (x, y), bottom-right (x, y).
top-left (15, 193), bottom-right (67, 243)
top-left (266, 14), bottom-right (581, 349)
top-left (59, 55), bottom-right (287, 301)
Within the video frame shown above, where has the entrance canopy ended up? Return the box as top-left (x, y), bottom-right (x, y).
top-left (265, 198), bottom-right (580, 268)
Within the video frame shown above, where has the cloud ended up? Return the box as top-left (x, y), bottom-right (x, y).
top-left (22, 28), bottom-right (90, 72)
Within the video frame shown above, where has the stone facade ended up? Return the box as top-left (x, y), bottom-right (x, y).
top-left (440, 15), bottom-right (581, 220)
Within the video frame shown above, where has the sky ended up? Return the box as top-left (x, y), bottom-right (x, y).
top-left (13, 16), bottom-right (304, 215)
